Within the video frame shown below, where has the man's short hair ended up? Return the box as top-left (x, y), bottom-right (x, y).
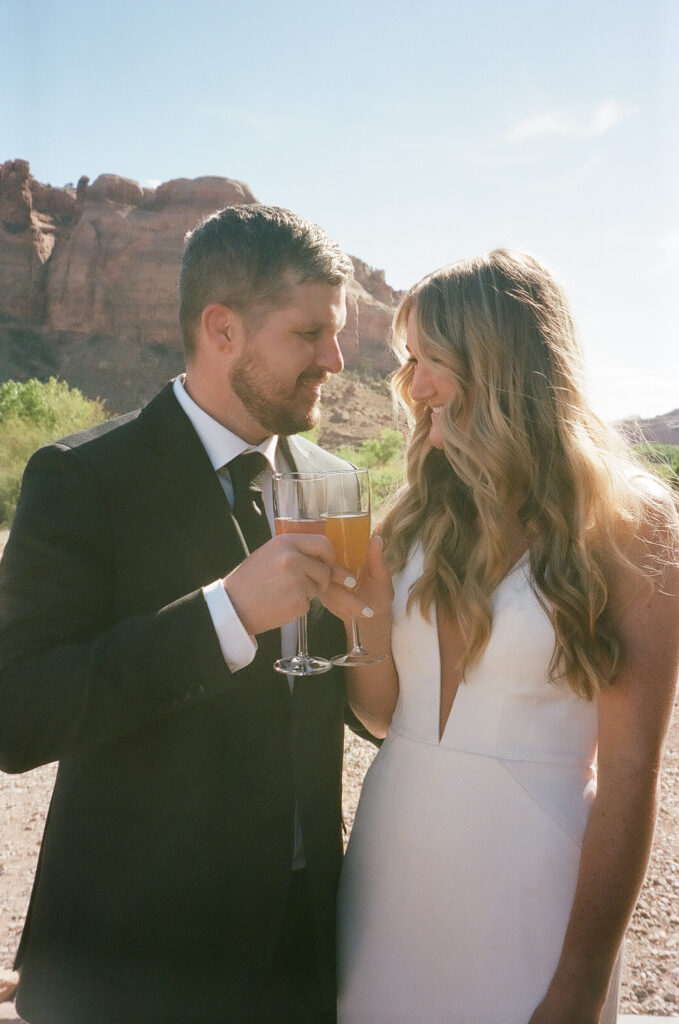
top-left (179, 204), bottom-right (354, 356)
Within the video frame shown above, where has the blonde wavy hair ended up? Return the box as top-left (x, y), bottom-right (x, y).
top-left (380, 248), bottom-right (678, 699)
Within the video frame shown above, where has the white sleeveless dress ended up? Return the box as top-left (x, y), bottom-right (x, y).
top-left (337, 544), bottom-right (621, 1024)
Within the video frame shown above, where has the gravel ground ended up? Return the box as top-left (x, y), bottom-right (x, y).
top-left (0, 708), bottom-right (677, 1017)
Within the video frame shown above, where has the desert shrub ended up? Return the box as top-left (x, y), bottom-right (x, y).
top-left (0, 378), bottom-right (107, 525)
top-left (634, 443), bottom-right (679, 490)
top-left (365, 463), bottom-right (407, 512)
top-left (334, 428), bottom-right (404, 468)
top-left (333, 428), bottom-right (406, 513)
top-left (299, 423), bottom-right (320, 444)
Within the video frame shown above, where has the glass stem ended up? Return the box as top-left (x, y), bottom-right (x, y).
top-left (350, 616), bottom-right (364, 654)
top-left (297, 614), bottom-right (309, 659)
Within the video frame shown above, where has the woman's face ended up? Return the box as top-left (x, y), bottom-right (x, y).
top-left (405, 310), bottom-right (465, 450)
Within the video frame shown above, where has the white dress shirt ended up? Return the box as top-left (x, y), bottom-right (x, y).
top-left (173, 375), bottom-right (296, 674)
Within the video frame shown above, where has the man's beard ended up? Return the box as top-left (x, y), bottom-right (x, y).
top-left (230, 348), bottom-right (323, 436)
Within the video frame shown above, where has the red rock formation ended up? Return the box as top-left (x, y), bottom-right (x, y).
top-left (351, 256), bottom-right (403, 307)
top-left (343, 278), bottom-right (397, 374)
top-left (31, 179), bottom-right (78, 220)
top-left (0, 160), bottom-right (398, 409)
top-left (153, 176), bottom-right (255, 209)
top-left (87, 174), bottom-right (145, 207)
top-left (0, 159), bottom-right (32, 229)
top-left (0, 160), bottom-right (56, 323)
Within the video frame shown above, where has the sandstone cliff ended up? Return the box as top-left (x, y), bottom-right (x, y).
top-left (0, 159), bottom-right (399, 411)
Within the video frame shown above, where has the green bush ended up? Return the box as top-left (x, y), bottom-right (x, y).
top-left (299, 423), bottom-right (320, 445)
top-left (334, 428), bottom-right (404, 468)
top-left (333, 428), bottom-right (406, 514)
top-left (366, 463), bottom-right (407, 512)
top-left (634, 443), bottom-right (679, 489)
top-left (0, 378), bottom-right (107, 525)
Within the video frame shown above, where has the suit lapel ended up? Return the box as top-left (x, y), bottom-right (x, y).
top-left (280, 434), bottom-right (317, 472)
top-left (136, 384), bottom-right (246, 579)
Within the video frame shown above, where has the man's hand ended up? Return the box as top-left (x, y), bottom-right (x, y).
top-left (222, 533), bottom-right (362, 637)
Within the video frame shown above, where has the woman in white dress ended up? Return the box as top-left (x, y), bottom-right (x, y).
top-left (327, 249), bottom-right (679, 1024)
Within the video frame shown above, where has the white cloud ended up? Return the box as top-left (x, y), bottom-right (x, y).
top-left (145, 178), bottom-right (161, 189)
top-left (506, 100), bottom-right (635, 144)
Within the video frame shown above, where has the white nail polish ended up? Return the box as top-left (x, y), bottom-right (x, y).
top-left (344, 575), bottom-right (357, 589)
top-left (362, 606), bottom-right (374, 618)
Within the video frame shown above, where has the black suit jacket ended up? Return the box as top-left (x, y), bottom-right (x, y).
top-left (0, 383), bottom-right (356, 1023)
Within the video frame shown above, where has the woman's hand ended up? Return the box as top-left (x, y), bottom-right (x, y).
top-left (324, 536), bottom-right (398, 737)
top-left (321, 535), bottom-right (394, 625)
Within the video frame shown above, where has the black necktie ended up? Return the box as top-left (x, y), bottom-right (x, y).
top-left (227, 451), bottom-right (272, 554)
top-left (226, 453), bottom-right (282, 665)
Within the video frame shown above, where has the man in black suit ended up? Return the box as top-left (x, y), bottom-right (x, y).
top-left (0, 205), bottom-right (369, 1023)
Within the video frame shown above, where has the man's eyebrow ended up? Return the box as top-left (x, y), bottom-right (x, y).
top-left (296, 315), bottom-right (346, 332)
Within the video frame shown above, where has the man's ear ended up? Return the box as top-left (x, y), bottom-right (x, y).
top-left (200, 303), bottom-right (243, 353)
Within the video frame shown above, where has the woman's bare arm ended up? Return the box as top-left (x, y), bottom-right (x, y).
top-left (529, 509), bottom-right (679, 1024)
top-left (322, 536), bottom-right (399, 737)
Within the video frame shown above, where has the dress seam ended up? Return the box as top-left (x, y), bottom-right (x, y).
top-left (497, 758), bottom-right (585, 849)
top-left (387, 725), bottom-right (594, 769)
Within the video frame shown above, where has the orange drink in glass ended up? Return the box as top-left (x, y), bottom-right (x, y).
top-left (326, 469), bottom-right (385, 667)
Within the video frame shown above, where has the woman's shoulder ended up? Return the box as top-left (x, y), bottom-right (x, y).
top-left (626, 466), bottom-right (678, 541)
top-left (625, 463), bottom-right (677, 500)
top-left (600, 457), bottom-right (678, 546)
top-left (604, 466), bottom-right (679, 608)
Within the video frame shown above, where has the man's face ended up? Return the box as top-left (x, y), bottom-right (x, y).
top-left (229, 278), bottom-right (347, 438)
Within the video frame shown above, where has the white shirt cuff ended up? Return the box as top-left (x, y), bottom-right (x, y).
top-left (202, 580), bottom-right (258, 672)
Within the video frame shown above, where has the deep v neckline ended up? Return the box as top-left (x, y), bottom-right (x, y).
top-left (435, 551), bottom-right (530, 743)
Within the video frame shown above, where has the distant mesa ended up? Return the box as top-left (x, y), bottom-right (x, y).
top-left (615, 409), bottom-right (679, 447)
top-left (0, 158), bottom-right (400, 413)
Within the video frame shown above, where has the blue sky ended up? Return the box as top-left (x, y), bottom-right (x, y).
top-left (1, 0), bottom-right (677, 421)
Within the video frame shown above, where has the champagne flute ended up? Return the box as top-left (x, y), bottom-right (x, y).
top-left (272, 472), bottom-right (332, 676)
top-left (325, 468), bottom-right (386, 667)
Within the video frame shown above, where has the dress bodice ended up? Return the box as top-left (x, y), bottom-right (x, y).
top-left (390, 543), bottom-right (599, 768)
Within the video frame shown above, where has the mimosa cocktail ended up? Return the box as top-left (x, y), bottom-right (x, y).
top-left (272, 473), bottom-right (331, 676)
top-left (326, 469), bottom-right (385, 667)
